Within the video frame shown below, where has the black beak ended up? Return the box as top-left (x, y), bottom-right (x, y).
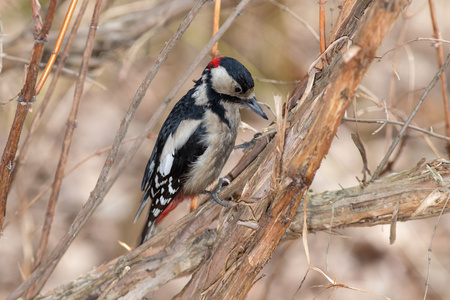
top-left (244, 97), bottom-right (268, 120)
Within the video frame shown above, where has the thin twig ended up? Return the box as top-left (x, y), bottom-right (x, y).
top-left (4, 136), bottom-right (144, 229)
top-left (342, 117), bottom-right (450, 142)
top-left (291, 35), bottom-right (349, 118)
top-left (380, 37), bottom-right (450, 58)
top-left (118, 2), bottom-right (174, 80)
top-left (293, 268), bottom-right (310, 299)
top-left (309, 36), bottom-right (350, 74)
top-left (318, 0), bottom-right (327, 65)
top-left (30, 0), bottom-right (43, 32)
top-left (253, 77), bottom-right (298, 85)
top-left (211, 0), bottom-right (221, 58)
top-left (311, 268), bottom-right (391, 300)
top-left (370, 54), bottom-right (450, 181)
top-left (423, 134), bottom-right (444, 158)
top-left (384, 10), bottom-right (409, 174)
top-left (1, 54), bottom-right (105, 88)
top-left (35, 0), bottom-right (78, 94)
top-left (428, 0), bottom-right (450, 156)
top-left (423, 194), bottom-right (450, 300)
top-left (268, 0), bottom-right (319, 42)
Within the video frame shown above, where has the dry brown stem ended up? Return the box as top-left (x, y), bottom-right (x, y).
top-left (0, 0), bottom-right (58, 231)
top-left (9, 0), bottom-right (91, 217)
top-left (37, 157), bottom-right (450, 299)
top-left (319, 0), bottom-right (327, 65)
top-left (35, 0), bottom-right (79, 94)
top-left (210, 0), bottom-right (221, 58)
top-left (428, 0), bottom-right (450, 156)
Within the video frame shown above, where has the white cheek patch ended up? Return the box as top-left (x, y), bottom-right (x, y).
top-left (210, 66), bottom-right (234, 94)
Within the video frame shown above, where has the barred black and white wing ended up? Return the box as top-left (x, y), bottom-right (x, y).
top-left (134, 94), bottom-right (207, 244)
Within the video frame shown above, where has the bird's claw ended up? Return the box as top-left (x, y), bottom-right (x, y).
top-left (234, 133), bottom-right (262, 152)
top-left (205, 177), bottom-right (233, 207)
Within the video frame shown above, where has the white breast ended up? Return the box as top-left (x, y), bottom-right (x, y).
top-left (182, 102), bottom-right (240, 194)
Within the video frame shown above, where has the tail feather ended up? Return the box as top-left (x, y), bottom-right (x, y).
top-left (139, 219), bottom-right (158, 245)
top-left (138, 192), bottom-right (192, 246)
top-left (133, 193), bottom-right (149, 224)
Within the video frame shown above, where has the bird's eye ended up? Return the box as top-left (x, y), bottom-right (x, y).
top-left (234, 85), bottom-right (243, 94)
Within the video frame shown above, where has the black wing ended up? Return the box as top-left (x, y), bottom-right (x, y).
top-left (137, 124), bottom-right (207, 244)
top-left (135, 89), bottom-right (207, 242)
top-left (146, 123), bottom-right (207, 218)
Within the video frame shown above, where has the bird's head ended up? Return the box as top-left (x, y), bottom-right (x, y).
top-left (206, 56), bottom-right (268, 120)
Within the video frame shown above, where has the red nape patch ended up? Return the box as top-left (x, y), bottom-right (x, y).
top-left (207, 56), bottom-right (223, 69)
top-left (155, 193), bottom-right (192, 224)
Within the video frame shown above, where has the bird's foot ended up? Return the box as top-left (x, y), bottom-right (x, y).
top-left (204, 177), bottom-right (233, 207)
top-left (234, 133), bottom-right (262, 152)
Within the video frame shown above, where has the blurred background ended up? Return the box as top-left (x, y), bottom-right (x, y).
top-left (1, 0), bottom-right (450, 299)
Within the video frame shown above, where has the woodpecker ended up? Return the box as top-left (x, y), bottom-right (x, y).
top-left (134, 56), bottom-right (268, 245)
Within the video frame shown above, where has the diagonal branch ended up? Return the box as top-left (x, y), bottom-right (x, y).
top-left (37, 157), bottom-right (450, 299)
top-left (370, 54), bottom-right (450, 181)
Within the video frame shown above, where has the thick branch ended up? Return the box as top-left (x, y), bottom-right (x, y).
top-left (288, 159), bottom-right (450, 238)
top-left (39, 158), bottom-right (450, 299)
top-left (176, 1), bottom-right (410, 299)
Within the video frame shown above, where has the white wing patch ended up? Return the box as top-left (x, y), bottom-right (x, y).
top-left (159, 119), bottom-right (202, 168)
top-left (159, 152), bottom-right (174, 176)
